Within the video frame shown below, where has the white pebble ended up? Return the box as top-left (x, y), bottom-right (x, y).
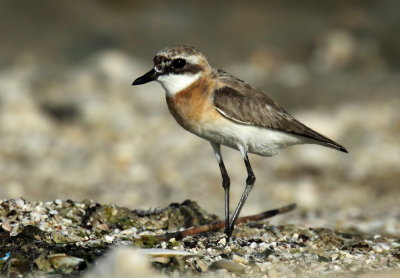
top-left (218, 238), bottom-right (226, 246)
top-left (104, 235), bottom-right (114, 242)
top-left (250, 242), bottom-right (258, 250)
top-left (331, 253), bottom-right (339, 260)
top-left (15, 198), bottom-right (25, 208)
top-left (377, 243), bottom-right (390, 251)
top-left (259, 242), bottom-right (268, 251)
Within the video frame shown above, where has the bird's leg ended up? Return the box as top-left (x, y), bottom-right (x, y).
top-left (210, 142), bottom-right (231, 233)
top-left (226, 147), bottom-right (256, 238)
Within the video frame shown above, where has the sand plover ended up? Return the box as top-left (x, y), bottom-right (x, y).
top-left (132, 45), bottom-right (348, 238)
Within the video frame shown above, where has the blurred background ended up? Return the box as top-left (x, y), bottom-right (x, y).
top-left (0, 0), bottom-right (399, 235)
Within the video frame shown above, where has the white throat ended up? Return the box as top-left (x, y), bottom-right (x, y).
top-left (157, 73), bottom-right (200, 96)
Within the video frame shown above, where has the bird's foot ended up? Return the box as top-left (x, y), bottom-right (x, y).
top-left (224, 227), bottom-right (234, 241)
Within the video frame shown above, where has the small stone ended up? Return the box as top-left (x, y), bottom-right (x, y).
top-left (120, 227), bottom-right (137, 235)
top-left (1, 222), bottom-right (12, 232)
top-left (217, 237), bottom-right (226, 246)
top-left (331, 253), bottom-right (339, 260)
top-left (377, 243), bottom-right (390, 251)
top-left (62, 218), bottom-right (72, 224)
top-left (48, 254), bottom-right (84, 269)
top-left (14, 198), bottom-right (25, 208)
top-left (250, 242), bottom-right (258, 250)
top-left (372, 245), bottom-right (383, 253)
top-left (210, 259), bottom-right (245, 273)
top-left (195, 259), bottom-right (209, 272)
top-left (96, 224), bottom-right (109, 231)
top-left (259, 242), bottom-right (268, 251)
top-left (232, 254), bottom-right (248, 265)
top-left (104, 235), bottom-right (114, 242)
top-left (391, 242), bottom-right (400, 248)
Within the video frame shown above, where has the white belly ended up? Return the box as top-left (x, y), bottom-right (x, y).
top-left (194, 118), bottom-right (306, 156)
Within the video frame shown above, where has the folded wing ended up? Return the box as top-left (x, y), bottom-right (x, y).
top-left (212, 73), bottom-right (347, 153)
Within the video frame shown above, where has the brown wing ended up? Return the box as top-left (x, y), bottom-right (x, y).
top-left (212, 72), bottom-right (347, 152)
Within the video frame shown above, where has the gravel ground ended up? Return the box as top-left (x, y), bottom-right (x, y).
top-left (0, 198), bottom-right (399, 277)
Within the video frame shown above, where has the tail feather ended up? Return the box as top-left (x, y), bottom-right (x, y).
top-left (325, 141), bottom-right (348, 153)
top-left (292, 121), bottom-right (348, 153)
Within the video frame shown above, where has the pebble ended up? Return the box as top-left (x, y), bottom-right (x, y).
top-left (330, 253), bottom-right (339, 260)
top-left (232, 254), bottom-right (249, 265)
top-left (210, 259), bottom-right (245, 273)
top-left (120, 227), bottom-right (137, 235)
top-left (250, 242), bottom-right (258, 250)
top-left (48, 254), bottom-right (84, 269)
top-left (217, 237), bottom-right (226, 246)
top-left (104, 235), bottom-right (114, 242)
top-left (1, 222), bottom-right (11, 231)
top-left (377, 243), bottom-right (390, 251)
top-left (195, 259), bottom-right (209, 272)
top-left (14, 198), bottom-right (25, 208)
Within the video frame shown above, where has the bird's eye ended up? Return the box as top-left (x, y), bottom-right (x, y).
top-left (172, 58), bottom-right (186, 69)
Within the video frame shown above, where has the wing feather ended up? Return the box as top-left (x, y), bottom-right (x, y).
top-left (212, 70), bottom-right (347, 152)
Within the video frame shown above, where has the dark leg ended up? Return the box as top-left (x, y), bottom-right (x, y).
top-left (210, 142), bottom-right (231, 232)
top-left (226, 147), bottom-right (256, 238)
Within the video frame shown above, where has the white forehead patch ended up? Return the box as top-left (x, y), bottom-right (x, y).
top-left (157, 73), bottom-right (200, 96)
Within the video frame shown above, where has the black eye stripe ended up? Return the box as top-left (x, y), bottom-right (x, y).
top-left (153, 56), bottom-right (202, 75)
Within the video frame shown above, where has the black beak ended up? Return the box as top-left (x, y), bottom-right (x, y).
top-left (132, 68), bottom-right (159, 85)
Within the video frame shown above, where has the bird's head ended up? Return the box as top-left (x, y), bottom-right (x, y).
top-left (132, 45), bottom-right (211, 95)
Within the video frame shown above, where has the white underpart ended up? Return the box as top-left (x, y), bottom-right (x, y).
top-left (156, 72), bottom-right (200, 96)
top-left (196, 118), bottom-right (307, 157)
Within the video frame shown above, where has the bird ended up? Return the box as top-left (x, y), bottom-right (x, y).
top-left (132, 45), bottom-right (348, 238)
